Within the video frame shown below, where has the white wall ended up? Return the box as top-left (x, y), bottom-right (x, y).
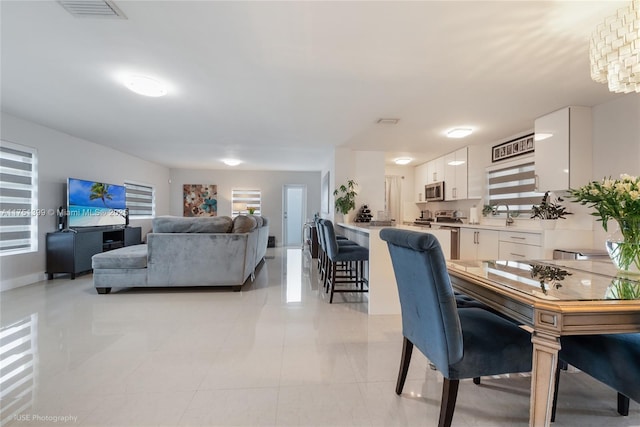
top-left (353, 151), bottom-right (386, 220)
top-left (168, 168), bottom-right (321, 246)
top-left (591, 94), bottom-right (640, 248)
top-left (0, 113), bottom-right (171, 291)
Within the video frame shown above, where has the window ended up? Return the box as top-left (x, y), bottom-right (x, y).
top-left (487, 161), bottom-right (543, 216)
top-left (0, 141), bottom-right (38, 256)
top-left (125, 182), bottom-right (155, 217)
top-left (231, 189), bottom-right (261, 217)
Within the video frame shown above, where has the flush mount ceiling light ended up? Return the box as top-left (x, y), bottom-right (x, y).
top-left (446, 128), bottom-right (473, 138)
top-left (394, 158), bottom-right (412, 165)
top-left (123, 75), bottom-right (168, 97)
top-left (590, 0), bottom-right (640, 93)
top-left (222, 159), bottom-right (241, 166)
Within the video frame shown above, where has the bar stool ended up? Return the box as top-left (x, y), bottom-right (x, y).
top-left (316, 220), bottom-right (359, 291)
top-left (320, 219), bottom-right (368, 303)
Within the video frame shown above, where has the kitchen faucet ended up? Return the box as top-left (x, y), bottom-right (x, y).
top-left (493, 203), bottom-right (514, 226)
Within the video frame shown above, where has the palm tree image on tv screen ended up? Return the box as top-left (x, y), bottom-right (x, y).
top-left (67, 178), bottom-right (126, 227)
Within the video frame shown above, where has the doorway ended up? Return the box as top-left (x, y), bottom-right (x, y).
top-left (283, 185), bottom-right (306, 247)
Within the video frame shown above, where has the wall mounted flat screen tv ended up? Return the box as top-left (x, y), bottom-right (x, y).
top-left (67, 178), bottom-right (126, 227)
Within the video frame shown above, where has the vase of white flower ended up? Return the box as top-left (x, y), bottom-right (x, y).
top-left (569, 174), bottom-right (640, 274)
top-left (605, 217), bottom-right (640, 273)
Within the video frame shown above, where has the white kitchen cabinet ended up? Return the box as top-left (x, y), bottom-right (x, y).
top-left (414, 162), bottom-right (429, 202)
top-left (534, 106), bottom-right (592, 192)
top-left (427, 157), bottom-right (445, 183)
top-left (498, 230), bottom-right (543, 260)
top-left (460, 228), bottom-right (499, 260)
top-left (467, 144), bottom-right (489, 199)
top-left (499, 241), bottom-right (543, 260)
top-left (444, 147), bottom-right (468, 201)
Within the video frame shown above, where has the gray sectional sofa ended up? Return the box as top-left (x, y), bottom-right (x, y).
top-left (92, 215), bottom-right (269, 294)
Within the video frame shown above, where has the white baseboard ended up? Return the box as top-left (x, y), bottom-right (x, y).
top-left (0, 272), bottom-right (47, 292)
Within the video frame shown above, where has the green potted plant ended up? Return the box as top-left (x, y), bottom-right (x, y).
top-left (333, 179), bottom-right (358, 216)
top-left (482, 204), bottom-right (494, 217)
top-left (531, 191), bottom-right (571, 229)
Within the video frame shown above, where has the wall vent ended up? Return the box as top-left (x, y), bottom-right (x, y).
top-left (57, 0), bottom-right (127, 19)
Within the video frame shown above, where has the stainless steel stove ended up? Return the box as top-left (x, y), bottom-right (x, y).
top-left (434, 210), bottom-right (464, 224)
top-left (413, 218), bottom-right (433, 227)
top-left (433, 210), bottom-right (461, 259)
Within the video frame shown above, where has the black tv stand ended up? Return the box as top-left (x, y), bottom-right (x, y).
top-left (46, 226), bottom-right (141, 280)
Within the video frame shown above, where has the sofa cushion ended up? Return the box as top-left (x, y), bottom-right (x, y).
top-left (152, 216), bottom-right (233, 233)
top-left (92, 244), bottom-right (148, 269)
top-left (251, 215), bottom-right (264, 227)
top-left (233, 215), bottom-right (257, 233)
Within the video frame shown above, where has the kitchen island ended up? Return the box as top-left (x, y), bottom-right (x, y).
top-left (337, 223), bottom-right (451, 315)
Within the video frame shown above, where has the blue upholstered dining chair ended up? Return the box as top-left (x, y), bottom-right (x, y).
top-left (380, 228), bottom-right (533, 427)
top-left (552, 333), bottom-right (640, 420)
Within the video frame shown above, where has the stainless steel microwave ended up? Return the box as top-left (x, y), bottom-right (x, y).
top-left (425, 181), bottom-right (445, 201)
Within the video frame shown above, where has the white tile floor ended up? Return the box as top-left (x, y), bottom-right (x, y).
top-left (1, 247), bottom-right (638, 426)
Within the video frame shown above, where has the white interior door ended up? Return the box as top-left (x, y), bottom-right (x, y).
top-left (283, 185), bottom-right (306, 247)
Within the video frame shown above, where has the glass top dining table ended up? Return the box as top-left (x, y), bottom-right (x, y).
top-left (446, 259), bottom-right (640, 427)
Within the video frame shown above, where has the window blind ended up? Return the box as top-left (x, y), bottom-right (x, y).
top-left (488, 161), bottom-right (542, 215)
top-left (0, 141), bottom-right (38, 255)
top-left (125, 182), bottom-right (154, 217)
top-left (231, 189), bottom-right (261, 217)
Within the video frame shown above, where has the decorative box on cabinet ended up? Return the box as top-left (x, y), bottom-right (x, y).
top-left (534, 106), bottom-right (592, 192)
top-left (46, 226), bottom-right (142, 279)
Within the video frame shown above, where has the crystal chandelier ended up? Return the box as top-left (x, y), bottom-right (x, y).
top-left (589, 0), bottom-right (640, 93)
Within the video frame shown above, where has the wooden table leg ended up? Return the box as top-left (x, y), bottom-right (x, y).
top-left (530, 331), bottom-right (561, 427)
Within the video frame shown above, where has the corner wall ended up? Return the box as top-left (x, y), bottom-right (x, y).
top-left (0, 113), bottom-right (170, 291)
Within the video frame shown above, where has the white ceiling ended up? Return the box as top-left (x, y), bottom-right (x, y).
top-left (0, 1), bottom-right (632, 171)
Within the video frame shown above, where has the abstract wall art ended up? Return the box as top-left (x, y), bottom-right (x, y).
top-left (183, 184), bottom-right (218, 216)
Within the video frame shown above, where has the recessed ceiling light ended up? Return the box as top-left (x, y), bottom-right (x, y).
top-left (534, 133), bottom-right (553, 141)
top-left (447, 128), bottom-right (473, 138)
top-left (124, 75), bottom-right (168, 97)
top-left (394, 158), bottom-right (412, 165)
top-left (222, 159), bottom-right (241, 166)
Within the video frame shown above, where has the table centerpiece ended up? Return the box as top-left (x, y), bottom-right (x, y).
top-left (569, 174), bottom-right (640, 274)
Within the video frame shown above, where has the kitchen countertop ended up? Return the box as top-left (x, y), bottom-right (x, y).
top-left (344, 221), bottom-right (545, 234)
top-left (341, 220), bottom-right (594, 236)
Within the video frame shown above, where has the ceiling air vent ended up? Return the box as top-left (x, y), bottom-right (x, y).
top-left (58, 0), bottom-right (127, 19)
top-left (376, 118), bottom-right (400, 125)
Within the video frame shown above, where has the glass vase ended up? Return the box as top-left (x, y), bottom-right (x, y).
top-left (605, 217), bottom-right (640, 274)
